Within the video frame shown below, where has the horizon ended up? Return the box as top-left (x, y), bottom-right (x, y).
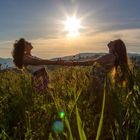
top-left (0, 0), bottom-right (140, 58)
top-left (1, 51), bottom-right (140, 60)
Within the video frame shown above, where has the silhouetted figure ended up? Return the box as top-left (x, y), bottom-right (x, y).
top-left (72, 39), bottom-right (132, 90)
top-left (12, 38), bottom-right (72, 91)
top-left (71, 39), bottom-right (134, 139)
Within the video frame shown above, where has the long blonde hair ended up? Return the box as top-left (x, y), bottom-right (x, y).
top-left (110, 39), bottom-right (133, 89)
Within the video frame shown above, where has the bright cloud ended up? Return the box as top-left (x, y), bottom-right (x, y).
top-left (0, 28), bottom-right (140, 58)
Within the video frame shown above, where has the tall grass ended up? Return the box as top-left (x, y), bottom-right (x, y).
top-left (0, 66), bottom-right (140, 139)
top-left (95, 81), bottom-right (106, 140)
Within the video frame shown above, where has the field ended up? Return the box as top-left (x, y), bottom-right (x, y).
top-left (0, 65), bottom-right (140, 140)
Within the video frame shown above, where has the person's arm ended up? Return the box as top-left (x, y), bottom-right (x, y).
top-left (23, 53), bottom-right (115, 66)
top-left (72, 60), bottom-right (96, 66)
top-left (72, 54), bottom-right (116, 66)
top-left (95, 54), bottom-right (116, 65)
top-left (23, 55), bottom-right (73, 66)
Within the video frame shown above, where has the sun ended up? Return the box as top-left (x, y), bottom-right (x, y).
top-left (64, 16), bottom-right (81, 37)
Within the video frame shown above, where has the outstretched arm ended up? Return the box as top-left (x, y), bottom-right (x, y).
top-left (71, 54), bottom-right (116, 66)
top-left (72, 60), bottom-right (95, 66)
top-left (23, 55), bottom-right (73, 66)
top-left (23, 54), bottom-right (114, 67)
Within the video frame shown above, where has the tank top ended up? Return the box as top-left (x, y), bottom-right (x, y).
top-left (91, 53), bottom-right (117, 88)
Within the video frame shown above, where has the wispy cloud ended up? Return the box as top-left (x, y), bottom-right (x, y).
top-left (0, 28), bottom-right (140, 58)
top-left (29, 28), bottom-right (140, 58)
top-left (0, 40), bottom-right (13, 45)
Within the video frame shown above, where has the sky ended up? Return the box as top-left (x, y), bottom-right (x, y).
top-left (0, 0), bottom-right (140, 58)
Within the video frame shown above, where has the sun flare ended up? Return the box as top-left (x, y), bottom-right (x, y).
top-left (64, 16), bottom-right (81, 37)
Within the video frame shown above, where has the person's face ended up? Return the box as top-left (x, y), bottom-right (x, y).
top-left (107, 41), bottom-right (115, 53)
top-left (24, 42), bottom-right (33, 52)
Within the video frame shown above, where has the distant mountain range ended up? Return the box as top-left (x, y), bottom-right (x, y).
top-left (0, 58), bottom-right (15, 70)
top-left (52, 52), bottom-right (106, 61)
top-left (52, 52), bottom-right (140, 64)
top-left (0, 53), bottom-right (140, 70)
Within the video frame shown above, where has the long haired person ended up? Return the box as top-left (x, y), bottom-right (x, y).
top-left (71, 39), bottom-right (133, 138)
top-left (12, 38), bottom-right (72, 91)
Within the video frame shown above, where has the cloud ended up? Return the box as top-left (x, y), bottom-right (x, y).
top-left (0, 40), bottom-right (13, 45)
top-left (30, 28), bottom-right (140, 58)
top-left (0, 28), bottom-right (140, 58)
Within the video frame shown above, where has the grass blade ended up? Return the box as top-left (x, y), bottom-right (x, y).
top-left (95, 81), bottom-right (106, 140)
top-left (76, 106), bottom-right (87, 140)
top-left (65, 116), bottom-right (73, 140)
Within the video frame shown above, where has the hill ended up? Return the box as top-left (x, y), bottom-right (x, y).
top-left (0, 57), bottom-right (14, 70)
top-left (52, 52), bottom-right (140, 65)
top-left (0, 53), bottom-right (140, 70)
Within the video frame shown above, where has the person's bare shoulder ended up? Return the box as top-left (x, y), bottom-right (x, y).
top-left (23, 54), bottom-right (40, 65)
top-left (96, 53), bottom-right (116, 65)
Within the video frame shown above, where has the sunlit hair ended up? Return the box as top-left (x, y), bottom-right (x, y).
top-left (109, 39), bottom-right (133, 89)
top-left (113, 39), bottom-right (127, 66)
top-left (108, 39), bottom-right (128, 68)
top-left (12, 38), bottom-right (26, 69)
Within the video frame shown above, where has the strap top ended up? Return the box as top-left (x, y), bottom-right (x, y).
top-left (23, 54), bottom-right (44, 74)
top-left (91, 53), bottom-right (117, 78)
top-left (23, 54), bottom-right (49, 91)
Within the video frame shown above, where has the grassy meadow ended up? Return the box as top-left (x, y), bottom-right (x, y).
top-left (0, 65), bottom-right (140, 140)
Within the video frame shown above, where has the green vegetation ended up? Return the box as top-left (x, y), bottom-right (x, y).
top-left (0, 66), bottom-right (140, 140)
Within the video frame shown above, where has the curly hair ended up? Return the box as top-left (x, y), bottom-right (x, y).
top-left (12, 38), bottom-right (26, 69)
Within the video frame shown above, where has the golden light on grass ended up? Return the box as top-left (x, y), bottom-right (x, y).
top-left (122, 80), bottom-right (126, 88)
top-left (64, 16), bottom-right (81, 38)
top-left (111, 68), bottom-right (116, 84)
